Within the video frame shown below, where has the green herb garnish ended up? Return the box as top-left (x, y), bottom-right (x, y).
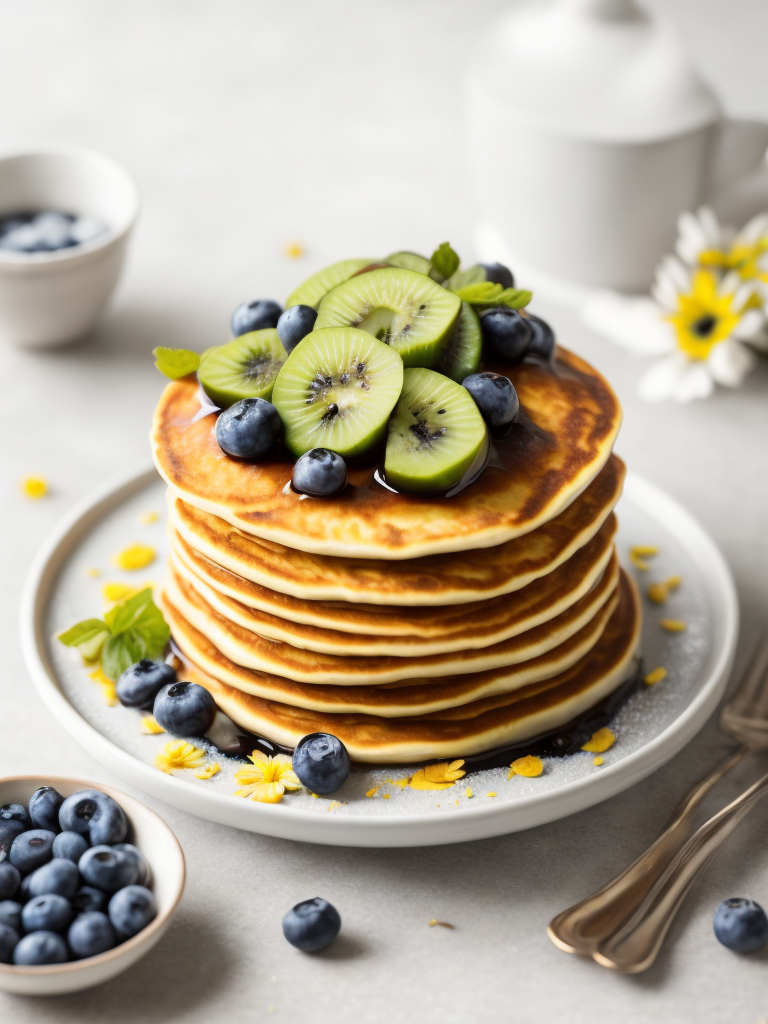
top-left (153, 347), bottom-right (201, 380)
top-left (453, 281), bottom-right (532, 311)
top-left (58, 588), bottom-right (170, 681)
top-left (430, 242), bottom-right (460, 282)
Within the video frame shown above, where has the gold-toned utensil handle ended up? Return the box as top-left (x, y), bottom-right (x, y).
top-left (547, 746), bottom-right (747, 955)
top-left (593, 765), bottom-right (768, 973)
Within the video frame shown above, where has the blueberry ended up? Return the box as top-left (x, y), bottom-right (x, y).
top-left (292, 733), bottom-right (350, 795)
top-left (21, 893), bottom-right (73, 934)
top-left (17, 875), bottom-right (33, 904)
top-left (79, 846), bottom-right (139, 893)
top-left (282, 897), bottom-right (341, 952)
top-left (713, 898), bottom-right (768, 954)
top-left (215, 398), bottom-right (282, 460)
top-left (13, 930), bottom-right (69, 965)
top-left (52, 831), bottom-right (90, 863)
top-left (9, 830), bottom-right (55, 874)
top-left (0, 862), bottom-right (20, 900)
top-left (113, 844), bottom-right (150, 886)
top-left (291, 449), bottom-right (348, 498)
top-left (0, 820), bottom-right (26, 857)
top-left (108, 885), bottom-right (157, 940)
top-left (462, 372), bottom-right (520, 427)
top-left (58, 789), bottom-right (128, 845)
top-left (69, 215), bottom-right (106, 246)
top-left (525, 313), bottom-right (556, 363)
top-left (0, 901), bottom-right (21, 932)
top-left (481, 307), bottom-right (532, 362)
top-left (153, 681), bottom-right (216, 738)
top-left (0, 804), bottom-right (30, 828)
top-left (231, 299), bottom-right (283, 337)
top-left (72, 886), bottom-right (109, 915)
top-left (481, 262), bottom-right (515, 289)
top-left (277, 305), bottom-right (318, 352)
top-left (28, 858), bottom-right (80, 900)
top-left (0, 923), bottom-right (19, 964)
top-left (68, 911), bottom-right (117, 959)
top-left (116, 658), bottom-right (177, 710)
top-left (29, 787), bottom-right (64, 832)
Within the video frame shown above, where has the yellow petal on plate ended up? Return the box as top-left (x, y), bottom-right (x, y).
top-left (141, 715), bottom-right (166, 735)
top-left (644, 666), bottom-right (668, 686)
top-left (21, 476), bottom-right (48, 499)
top-left (581, 727), bottom-right (616, 753)
top-left (660, 618), bottom-right (687, 632)
top-left (508, 755), bottom-right (544, 778)
top-left (111, 544), bottom-right (156, 571)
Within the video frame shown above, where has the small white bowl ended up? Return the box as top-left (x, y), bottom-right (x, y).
top-left (0, 776), bottom-right (185, 996)
top-left (0, 146), bottom-right (139, 348)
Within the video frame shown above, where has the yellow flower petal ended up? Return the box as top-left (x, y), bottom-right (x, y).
top-left (235, 753), bottom-right (301, 792)
top-left (582, 728), bottom-right (616, 753)
top-left (102, 581), bottom-right (153, 604)
top-left (630, 545), bottom-right (659, 559)
top-left (508, 755), bottom-right (544, 778)
top-left (410, 759), bottom-right (467, 790)
top-left (21, 476), bottom-right (48, 499)
top-left (465, 787), bottom-right (474, 799)
top-left (235, 780), bottom-right (286, 803)
top-left (89, 668), bottom-right (117, 706)
top-left (141, 715), bottom-right (166, 734)
top-left (85, 567), bottom-right (101, 578)
top-left (593, 756), bottom-right (604, 766)
top-left (660, 618), bottom-right (687, 632)
top-left (644, 666), bottom-right (668, 686)
top-left (194, 763), bottom-right (221, 780)
top-left (409, 769), bottom-right (455, 791)
top-left (486, 791), bottom-right (497, 798)
top-left (154, 740), bottom-right (207, 773)
top-left (111, 544), bottom-right (156, 571)
top-left (365, 787), bottom-right (379, 798)
top-left (284, 242), bottom-right (305, 259)
top-left (140, 511), bottom-right (159, 524)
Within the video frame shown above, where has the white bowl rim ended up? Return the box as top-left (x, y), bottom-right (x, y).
top-left (0, 774), bottom-right (185, 977)
top-left (0, 144), bottom-right (139, 267)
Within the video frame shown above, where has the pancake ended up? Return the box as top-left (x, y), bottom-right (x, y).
top-left (152, 346), bottom-right (622, 559)
top-left (162, 553), bottom-right (619, 684)
top-left (170, 571), bottom-right (640, 761)
top-left (163, 578), bottom-right (622, 716)
top-left (169, 516), bottom-right (616, 654)
top-left (169, 454), bottom-right (624, 607)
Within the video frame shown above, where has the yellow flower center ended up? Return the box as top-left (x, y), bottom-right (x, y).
top-left (699, 238), bottom-right (768, 283)
top-left (665, 270), bottom-right (740, 360)
top-left (234, 752), bottom-right (301, 804)
top-left (154, 740), bottom-right (208, 773)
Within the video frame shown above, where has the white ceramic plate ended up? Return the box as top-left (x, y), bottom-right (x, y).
top-left (21, 465), bottom-right (738, 848)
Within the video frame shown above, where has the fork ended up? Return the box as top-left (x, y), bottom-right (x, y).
top-left (548, 634), bottom-right (768, 966)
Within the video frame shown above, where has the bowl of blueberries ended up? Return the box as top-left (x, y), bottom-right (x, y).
top-left (0, 776), bottom-right (184, 995)
top-left (0, 145), bottom-right (138, 348)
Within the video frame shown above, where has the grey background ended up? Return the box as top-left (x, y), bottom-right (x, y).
top-left (1, 1), bottom-right (768, 1021)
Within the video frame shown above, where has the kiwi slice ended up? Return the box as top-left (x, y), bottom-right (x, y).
top-left (315, 267), bottom-right (461, 369)
top-left (286, 258), bottom-right (375, 310)
top-left (384, 368), bottom-right (488, 494)
top-left (271, 327), bottom-right (404, 458)
top-left (436, 301), bottom-right (482, 382)
top-left (198, 330), bottom-right (287, 409)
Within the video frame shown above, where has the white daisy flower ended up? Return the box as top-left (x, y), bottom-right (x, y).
top-left (675, 206), bottom-right (768, 304)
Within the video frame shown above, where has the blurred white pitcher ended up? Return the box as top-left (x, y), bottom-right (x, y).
top-left (467, 0), bottom-right (768, 292)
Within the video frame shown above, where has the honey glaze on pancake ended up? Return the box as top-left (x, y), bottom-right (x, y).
top-left (169, 572), bottom-right (640, 762)
top-left (169, 455), bottom-right (625, 606)
top-left (152, 346), bottom-right (622, 558)
top-left (168, 517), bottom-right (616, 653)
top-left (162, 554), bottom-right (619, 684)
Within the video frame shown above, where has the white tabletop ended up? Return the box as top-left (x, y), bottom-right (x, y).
top-left (2, 1), bottom-right (768, 1021)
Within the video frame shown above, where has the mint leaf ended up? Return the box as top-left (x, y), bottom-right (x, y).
top-left (153, 347), bottom-right (201, 380)
top-left (104, 588), bottom-right (155, 635)
top-left (446, 265), bottom-right (486, 292)
top-left (58, 619), bottom-right (109, 647)
top-left (430, 242), bottom-right (460, 281)
top-left (102, 633), bottom-right (146, 681)
top-left (454, 282), bottom-right (532, 311)
top-left (498, 288), bottom-right (532, 310)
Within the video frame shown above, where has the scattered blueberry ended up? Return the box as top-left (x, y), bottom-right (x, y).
top-left (525, 313), bottom-right (556, 363)
top-left (292, 733), bottom-right (350, 795)
top-left (0, 862), bottom-right (20, 900)
top-left (153, 681), bottom-right (216, 738)
top-left (79, 846), bottom-right (139, 893)
top-left (215, 397), bottom-right (283, 460)
top-left (68, 911), bottom-right (117, 959)
top-left (0, 923), bottom-right (19, 964)
top-left (28, 858), bottom-right (80, 900)
top-left (291, 449), bottom-right (348, 498)
top-left (231, 299), bottom-right (283, 337)
top-left (282, 897), bottom-right (341, 952)
top-left (481, 262), bottom-right (515, 289)
top-left (116, 658), bottom-right (177, 710)
top-left (21, 894), bottom-right (73, 934)
top-left (58, 789), bottom-right (128, 845)
top-left (72, 886), bottom-right (109, 915)
top-left (17, 874), bottom-right (33, 904)
top-left (113, 844), bottom-right (150, 887)
top-left (108, 885), bottom-right (157, 940)
top-left (52, 831), bottom-right (90, 864)
top-left (277, 305), bottom-right (317, 352)
top-left (0, 804), bottom-right (30, 827)
top-left (0, 820), bottom-right (26, 856)
top-left (713, 898), bottom-right (768, 954)
top-left (9, 830), bottom-right (56, 874)
top-left (13, 930), bottom-right (69, 965)
top-left (462, 372), bottom-right (520, 427)
top-left (29, 787), bottom-right (64, 832)
top-left (481, 307), bottom-right (532, 362)
top-left (0, 900), bottom-right (21, 933)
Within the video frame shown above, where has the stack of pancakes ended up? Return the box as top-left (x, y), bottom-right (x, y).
top-left (152, 347), bottom-right (641, 763)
